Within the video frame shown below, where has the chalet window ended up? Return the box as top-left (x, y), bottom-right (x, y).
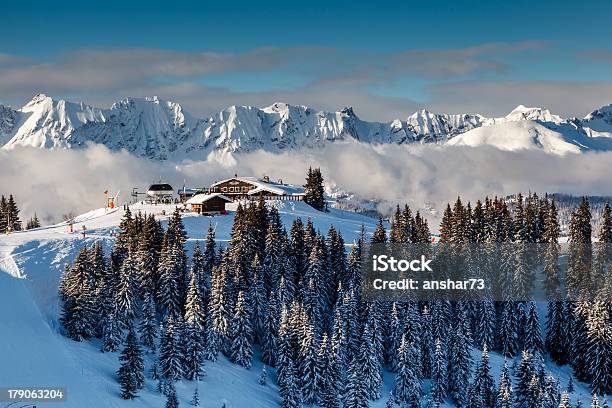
top-left (222, 187), bottom-right (227, 192)
top-left (242, 186), bottom-right (249, 192)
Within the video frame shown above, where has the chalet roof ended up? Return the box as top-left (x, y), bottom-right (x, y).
top-left (147, 183), bottom-right (173, 192)
top-left (210, 176), bottom-right (305, 196)
top-left (186, 193), bottom-right (232, 205)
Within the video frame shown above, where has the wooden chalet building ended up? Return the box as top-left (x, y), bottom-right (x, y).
top-left (206, 176), bottom-right (305, 201)
top-left (185, 193), bottom-right (232, 215)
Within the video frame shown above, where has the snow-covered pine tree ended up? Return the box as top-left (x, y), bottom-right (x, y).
top-left (303, 235), bottom-right (327, 334)
top-left (470, 200), bottom-right (487, 243)
top-left (585, 298), bottom-right (611, 395)
top-left (250, 254), bottom-right (267, 345)
top-left (543, 199), bottom-right (561, 298)
top-left (117, 324), bottom-right (144, 399)
top-left (263, 207), bottom-right (284, 294)
top-left (139, 290), bottom-right (157, 352)
top-left (513, 200), bottom-right (537, 301)
top-left (359, 319), bottom-right (383, 400)
top-left (514, 350), bottom-right (535, 408)
top-left (137, 215), bottom-right (161, 296)
top-left (158, 234), bottom-right (182, 318)
top-left (431, 300), bottom-right (451, 349)
top-left (420, 305), bottom-right (434, 378)
top-left (203, 222), bottom-right (217, 284)
top-left (592, 395), bottom-right (602, 408)
top-left (118, 206), bottom-right (134, 249)
top-left (229, 203), bottom-right (256, 295)
top-left (229, 291), bottom-right (253, 368)
top-left (431, 337), bottom-right (448, 404)
top-left (524, 372), bottom-right (544, 408)
top-left (571, 301), bottom-right (592, 383)
top-left (329, 302), bottom-right (347, 371)
top-left (387, 302), bottom-right (403, 373)
top-left (344, 359), bottom-right (369, 408)
top-left (101, 307), bottom-right (123, 352)
top-left (158, 316), bottom-right (184, 381)
top-left (89, 243), bottom-right (109, 337)
top-left (451, 197), bottom-right (470, 243)
top-left (371, 216), bottom-right (387, 244)
top-left (593, 203), bottom-right (612, 298)
top-left (290, 218), bottom-right (307, 284)
top-left (59, 248), bottom-right (95, 341)
top-left (393, 335), bottom-right (421, 407)
top-left (559, 391), bottom-right (572, 408)
top-left (258, 365), bottom-right (267, 385)
top-left (303, 167), bottom-right (326, 211)
top-left (439, 204), bottom-right (454, 243)
top-left (541, 375), bottom-right (561, 408)
top-left (390, 205), bottom-right (407, 244)
top-left (319, 333), bottom-right (340, 408)
top-left (498, 301), bottom-right (518, 358)
top-left (546, 299), bottom-right (567, 364)
top-left (261, 290), bottom-right (279, 367)
top-left (327, 226), bottom-right (346, 310)
top-left (0, 195), bottom-right (7, 233)
top-left (279, 357), bottom-right (301, 408)
top-left (183, 270), bottom-right (206, 380)
top-left (165, 382), bottom-right (179, 408)
top-left (470, 344), bottom-right (495, 408)
top-left (403, 204), bottom-right (415, 242)
top-left (299, 322), bottom-right (321, 405)
top-left (25, 213), bottom-right (41, 229)
top-left (276, 305), bottom-right (293, 386)
top-left (524, 301), bottom-right (544, 358)
top-left (5, 195), bottom-right (22, 231)
top-left (477, 301), bottom-right (496, 351)
top-left (115, 252), bottom-right (139, 327)
top-left (496, 361), bottom-right (513, 408)
top-left (448, 306), bottom-right (472, 407)
top-left (205, 263), bottom-right (230, 361)
top-left (190, 387), bottom-right (200, 406)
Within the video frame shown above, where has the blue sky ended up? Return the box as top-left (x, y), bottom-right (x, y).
top-left (1, 0), bottom-right (611, 119)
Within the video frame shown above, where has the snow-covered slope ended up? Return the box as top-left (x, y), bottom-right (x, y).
top-left (405, 109), bottom-right (484, 142)
top-left (495, 105), bottom-right (564, 124)
top-left (0, 202), bottom-right (596, 407)
top-left (447, 106), bottom-right (612, 154)
top-left (0, 202), bottom-right (379, 407)
top-left (581, 104), bottom-right (612, 138)
top-left (2, 94), bottom-right (612, 159)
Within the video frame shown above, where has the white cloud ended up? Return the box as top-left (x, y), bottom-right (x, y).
top-left (2, 143), bottom-right (612, 226)
top-left (3, 42), bottom-right (596, 122)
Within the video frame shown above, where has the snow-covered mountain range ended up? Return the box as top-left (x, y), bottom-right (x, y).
top-left (1, 93), bottom-right (612, 159)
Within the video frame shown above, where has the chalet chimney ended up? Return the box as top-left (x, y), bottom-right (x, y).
top-left (278, 178), bottom-right (283, 185)
top-left (263, 175), bottom-right (270, 183)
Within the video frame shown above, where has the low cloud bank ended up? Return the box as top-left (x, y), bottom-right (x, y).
top-left (1, 143), bottom-right (611, 224)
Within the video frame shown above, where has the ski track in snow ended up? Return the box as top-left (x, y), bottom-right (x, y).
top-left (0, 202), bottom-right (598, 407)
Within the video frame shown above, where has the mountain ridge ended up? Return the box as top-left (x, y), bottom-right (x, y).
top-left (1, 93), bottom-right (611, 160)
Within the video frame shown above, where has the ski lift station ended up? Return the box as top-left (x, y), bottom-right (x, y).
top-left (146, 183), bottom-right (174, 203)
